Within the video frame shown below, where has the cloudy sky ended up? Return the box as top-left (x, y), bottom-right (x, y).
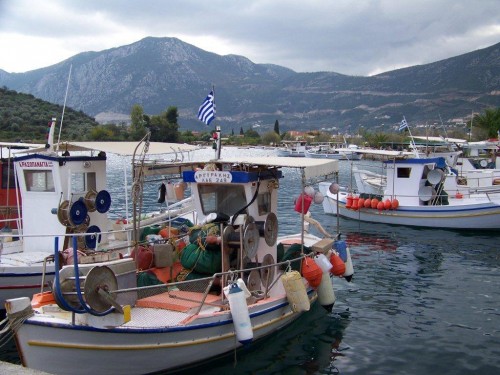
top-left (0, 0), bottom-right (499, 76)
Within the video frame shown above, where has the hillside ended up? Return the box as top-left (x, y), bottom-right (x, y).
top-left (0, 87), bottom-right (98, 142)
top-left (0, 37), bottom-right (499, 133)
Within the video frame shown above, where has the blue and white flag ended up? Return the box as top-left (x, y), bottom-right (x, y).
top-left (198, 91), bottom-right (215, 125)
top-left (399, 118), bottom-right (408, 131)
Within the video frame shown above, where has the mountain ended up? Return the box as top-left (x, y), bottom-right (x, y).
top-left (1, 37), bottom-right (499, 133)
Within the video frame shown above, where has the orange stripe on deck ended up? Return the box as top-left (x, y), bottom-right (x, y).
top-left (136, 290), bottom-right (221, 312)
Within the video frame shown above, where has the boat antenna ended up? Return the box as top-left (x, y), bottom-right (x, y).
top-left (56, 64), bottom-right (72, 151)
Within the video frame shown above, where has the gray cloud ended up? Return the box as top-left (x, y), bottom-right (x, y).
top-left (0, 0), bottom-right (499, 75)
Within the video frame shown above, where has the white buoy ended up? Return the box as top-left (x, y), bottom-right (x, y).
top-left (236, 278), bottom-right (252, 298)
top-left (343, 246), bottom-right (354, 282)
top-left (314, 253), bottom-right (333, 273)
top-left (226, 283), bottom-right (253, 344)
top-left (317, 272), bottom-right (336, 312)
top-left (304, 185), bottom-right (315, 197)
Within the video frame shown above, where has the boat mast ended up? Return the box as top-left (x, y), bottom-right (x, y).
top-left (56, 64), bottom-right (72, 151)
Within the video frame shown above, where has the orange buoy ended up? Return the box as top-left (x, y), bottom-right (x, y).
top-left (159, 226), bottom-right (179, 239)
top-left (391, 198), bottom-right (399, 209)
top-left (364, 198), bottom-right (372, 208)
top-left (301, 257), bottom-right (323, 288)
top-left (377, 201), bottom-right (385, 211)
top-left (371, 198), bottom-right (379, 209)
top-left (358, 198), bottom-right (365, 209)
top-left (384, 199), bottom-right (392, 210)
top-left (352, 195), bottom-right (359, 210)
top-left (346, 194), bottom-right (353, 209)
top-left (330, 252), bottom-right (346, 276)
top-left (455, 192), bottom-right (463, 199)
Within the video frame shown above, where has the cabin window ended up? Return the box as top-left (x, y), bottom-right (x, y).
top-left (397, 167), bottom-right (411, 178)
top-left (71, 172), bottom-right (97, 193)
top-left (1, 163), bottom-right (16, 189)
top-left (198, 184), bottom-right (247, 216)
top-left (257, 192), bottom-right (271, 215)
top-left (24, 170), bottom-right (55, 192)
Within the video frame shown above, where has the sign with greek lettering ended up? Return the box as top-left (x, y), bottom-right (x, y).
top-left (194, 170), bottom-right (232, 183)
top-left (18, 160), bottom-right (53, 168)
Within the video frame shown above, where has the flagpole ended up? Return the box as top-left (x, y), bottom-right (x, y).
top-left (213, 85), bottom-right (221, 160)
top-left (403, 116), bottom-right (419, 158)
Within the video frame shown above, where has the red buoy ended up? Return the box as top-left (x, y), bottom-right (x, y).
top-left (346, 194), bottom-right (353, 209)
top-left (301, 257), bottom-right (323, 288)
top-left (377, 201), bottom-right (385, 211)
top-left (364, 198), bottom-right (372, 208)
top-left (371, 198), bottom-right (379, 209)
top-left (391, 198), bottom-right (399, 209)
top-left (352, 195), bottom-right (359, 210)
top-left (358, 198), bottom-right (365, 209)
top-left (384, 199), bottom-right (392, 210)
top-left (330, 252), bottom-right (346, 276)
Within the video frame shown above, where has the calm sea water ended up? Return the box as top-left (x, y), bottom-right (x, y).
top-left (1, 147), bottom-right (499, 375)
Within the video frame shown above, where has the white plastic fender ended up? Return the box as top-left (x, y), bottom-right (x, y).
top-left (343, 246), bottom-right (354, 282)
top-left (317, 272), bottom-right (335, 312)
top-left (314, 253), bottom-right (333, 273)
top-left (226, 283), bottom-right (253, 344)
top-left (236, 278), bottom-right (252, 298)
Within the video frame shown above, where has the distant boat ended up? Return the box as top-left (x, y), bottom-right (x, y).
top-left (319, 150), bottom-right (500, 230)
top-left (276, 140), bottom-right (307, 157)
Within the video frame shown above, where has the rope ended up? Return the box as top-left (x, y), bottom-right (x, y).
top-left (0, 305), bottom-right (34, 348)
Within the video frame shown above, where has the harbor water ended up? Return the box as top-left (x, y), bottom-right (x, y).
top-left (1, 146), bottom-right (499, 375)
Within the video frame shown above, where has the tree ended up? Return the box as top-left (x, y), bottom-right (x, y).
top-left (261, 131), bottom-right (281, 146)
top-left (130, 104), bottom-right (147, 140)
top-left (148, 106), bottom-right (179, 143)
top-left (240, 127), bottom-right (244, 135)
top-left (274, 120), bottom-right (280, 135)
top-left (473, 108), bottom-right (500, 139)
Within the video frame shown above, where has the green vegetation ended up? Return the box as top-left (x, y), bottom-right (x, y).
top-left (1, 87), bottom-right (498, 147)
top-left (0, 87), bottom-right (99, 142)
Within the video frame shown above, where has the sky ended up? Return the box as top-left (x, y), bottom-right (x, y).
top-left (0, 0), bottom-right (499, 76)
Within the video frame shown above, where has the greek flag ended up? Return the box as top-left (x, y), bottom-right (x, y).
top-left (197, 91), bottom-right (215, 125)
top-left (399, 118), bottom-right (408, 131)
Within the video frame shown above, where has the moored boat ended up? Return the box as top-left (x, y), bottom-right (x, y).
top-left (0, 134), bottom-right (197, 310)
top-left (2, 131), bottom-right (357, 375)
top-left (319, 153), bottom-right (500, 230)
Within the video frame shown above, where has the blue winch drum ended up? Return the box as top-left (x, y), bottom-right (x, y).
top-left (95, 190), bottom-right (112, 213)
top-left (85, 225), bottom-right (102, 248)
top-left (69, 199), bottom-right (89, 226)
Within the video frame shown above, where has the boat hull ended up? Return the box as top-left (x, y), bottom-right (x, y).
top-left (13, 295), bottom-right (315, 375)
top-left (0, 266), bottom-right (54, 309)
top-left (321, 194), bottom-right (500, 229)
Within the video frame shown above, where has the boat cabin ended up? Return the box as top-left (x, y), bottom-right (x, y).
top-left (383, 157), bottom-right (449, 206)
top-left (13, 150), bottom-right (111, 253)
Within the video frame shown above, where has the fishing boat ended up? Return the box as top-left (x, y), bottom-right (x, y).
top-left (276, 140), bottom-right (307, 157)
top-left (2, 130), bottom-right (355, 375)
top-left (305, 143), bottom-right (344, 159)
top-left (0, 131), bottom-right (197, 310)
top-left (319, 151), bottom-right (500, 230)
top-left (305, 142), bottom-right (363, 161)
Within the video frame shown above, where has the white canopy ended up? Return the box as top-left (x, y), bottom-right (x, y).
top-left (15, 141), bottom-right (200, 156)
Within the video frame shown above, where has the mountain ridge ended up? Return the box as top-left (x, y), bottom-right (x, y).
top-left (1, 36), bottom-right (499, 133)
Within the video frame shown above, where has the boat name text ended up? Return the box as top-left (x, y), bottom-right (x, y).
top-left (194, 171), bottom-right (232, 183)
top-left (19, 161), bottom-right (54, 168)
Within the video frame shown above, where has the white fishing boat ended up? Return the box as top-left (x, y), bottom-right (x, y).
top-left (305, 143), bottom-right (344, 159)
top-left (276, 140), bottom-right (307, 157)
top-left (319, 151), bottom-right (500, 230)
top-left (0, 128), bottom-right (197, 310)
top-left (2, 130), bottom-right (356, 375)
